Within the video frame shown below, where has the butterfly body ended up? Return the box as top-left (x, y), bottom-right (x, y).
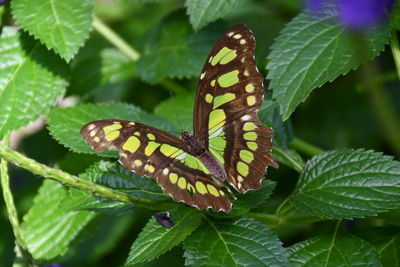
top-left (81, 24), bottom-right (278, 212)
top-left (181, 130), bottom-right (227, 183)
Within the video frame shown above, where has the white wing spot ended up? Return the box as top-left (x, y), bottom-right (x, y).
top-left (200, 72), bottom-right (206, 80)
top-left (241, 115), bottom-right (251, 121)
top-left (233, 34), bottom-right (242, 39)
top-left (163, 168), bottom-right (169, 175)
top-left (94, 137), bottom-right (100, 143)
top-left (128, 122), bottom-right (135, 126)
top-left (88, 124), bottom-right (95, 131)
top-left (90, 130), bottom-right (97, 137)
top-left (227, 32), bottom-right (234, 37)
top-left (240, 39), bottom-right (246, 44)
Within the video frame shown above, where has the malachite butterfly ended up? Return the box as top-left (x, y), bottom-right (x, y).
top-left (81, 24), bottom-right (278, 212)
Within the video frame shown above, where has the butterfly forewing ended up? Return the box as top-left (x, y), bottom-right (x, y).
top-left (81, 119), bottom-right (231, 211)
top-left (194, 24), bottom-right (278, 192)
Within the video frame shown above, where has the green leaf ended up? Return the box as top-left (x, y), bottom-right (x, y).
top-left (368, 228), bottom-right (400, 267)
top-left (184, 217), bottom-right (287, 266)
top-left (267, 4), bottom-right (390, 120)
top-left (391, 3), bottom-right (400, 30)
top-left (126, 207), bottom-right (202, 265)
top-left (47, 103), bottom-right (175, 155)
top-left (185, 0), bottom-right (240, 30)
top-left (231, 180), bottom-right (276, 215)
top-left (288, 234), bottom-right (380, 266)
top-left (68, 34), bottom-right (136, 96)
top-left (291, 149), bottom-right (400, 219)
top-left (154, 92), bottom-right (194, 131)
top-left (62, 161), bottom-right (171, 213)
top-left (137, 10), bottom-right (224, 83)
top-left (11, 0), bottom-right (93, 61)
top-left (21, 180), bottom-right (95, 260)
top-left (0, 27), bottom-right (68, 139)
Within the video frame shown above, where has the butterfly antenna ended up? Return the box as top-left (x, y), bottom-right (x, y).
top-left (169, 91), bottom-right (184, 133)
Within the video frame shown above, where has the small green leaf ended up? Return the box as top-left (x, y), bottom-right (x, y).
top-left (21, 180), bottom-right (95, 260)
top-left (291, 149), bottom-right (400, 219)
top-left (11, 0), bottom-right (93, 61)
top-left (0, 27), bottom-right (68, 139)
top-left (69, 34), bottom-right (136, 96)
top-left (185, 0), bottom-right (240, 30)
top-left (367, 228), bottom-right (400, 266)
top-left (184, 217), bottom-right (287, 266)
top-left (47, 103), bottom-right (175, 155)
top-left (126, 207), bottom-right (202, 264)
top-left (267, 4), bottom-right (390, 120)
top-left (288, 234), bottom-right (380, 266)
top-left (137, 10), bottom-right (224, 83)
top-left (62, 161), bottom-right (171, 213)
top-left (231, 180), bottom-right (276, 215)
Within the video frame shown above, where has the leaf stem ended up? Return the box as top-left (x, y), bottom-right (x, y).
top-left (272, 147), bottom-right (304, 172)
top-left (1, 135), bottom-right (37, 267)
top-left (390, 31), bottom-right (400, 81)
top-left (362, 60), bottom-right (400, 157)
top-left (292, 137), bottom-right (324, 157)
top-left (92, 16), bottom-right (140, 61)
top-left (246, 212), bottom-right (325, 227)
top-left (0, 144), bottom-right (174, 211)
top-left (275, 197), bottom-right (295, 216)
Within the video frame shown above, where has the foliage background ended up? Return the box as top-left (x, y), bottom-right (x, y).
top-left (0, 0), bottom-right (400, 266)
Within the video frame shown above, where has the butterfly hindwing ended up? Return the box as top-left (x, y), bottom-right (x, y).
top-left (81, 119), bottom-right (231, 211)
top-left (194, 24), bottom-right (278, 192)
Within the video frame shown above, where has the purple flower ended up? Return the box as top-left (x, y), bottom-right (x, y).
top-left (305, 0), bottom-right (395, 29)
top-left (152, 212), bottom-right (174, 228)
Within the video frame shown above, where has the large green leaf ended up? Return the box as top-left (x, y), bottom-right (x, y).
top-left (137, 10), bottom-right (224, 83)
top-left (291, 149), bottom-right (400, 219)
top-left (62, 161), bottom-right (171, 213)
top-left (47, 103), bottom-right (175, 155)
top-left (0, 27), bottom-right (68, 139)
top-left (288, 234), bottom-right (380, 266)
top-left (21, 180), bottom-right (95, 260)
top-left (126, 207), bottom-right (202, 265)
top-left (68, 34), bottom-right (136, 96)
top-left (184, 217), bottom-right (287, 266)
top-left (185, 0), bottom-right (240, 30)
top-left (11, 0), bottom-right (93, 61)
top-left (267, 4), bottom-right (390, 120)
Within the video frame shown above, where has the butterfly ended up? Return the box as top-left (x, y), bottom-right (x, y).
top-left (81, 24), bottom-right (278, 212)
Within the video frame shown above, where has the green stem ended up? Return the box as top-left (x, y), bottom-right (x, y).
top-left (0, 144), bottom-right (174, 211)
top-left (272, 147), bottom-right (304, 173)
top-left (390, 31), bottom-right (400, 81)
top-left (159, 79), bottom-right (187, 95)
top-left (363, 61), bottom-right (400, 157)
top-left (92, 16), bottom-right (140, 61)
top-left (293, 137), bottom-right (324, 157)
top-left (275, 197), bottom-right (295, 216)
top-left (246, 212), bottom-right (325, 227)
top-left (1, 135), bottom-right (37, 267)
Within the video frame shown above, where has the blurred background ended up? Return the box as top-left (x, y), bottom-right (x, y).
top-left (0, 0), bottom-right (398, 265)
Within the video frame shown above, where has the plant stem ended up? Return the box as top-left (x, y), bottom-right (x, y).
top-left (363, 61), bottom-right (400, 157)
top-left (390, 31), bottom-right (400, 81)
top-left (293, 137), bottom-right (324, 157)
top-left (0, 144), bottom-right (174, 211)
top-left (159, 79), bottom-right (187, 95)
top-left (272, 147), bottom-right (304, 173)
top-left (246, 212), bottom-right (325, 227)
top-left (1, 135), bottom-right (37, 267)
top-left (92, 16), bottom-right (140, 61)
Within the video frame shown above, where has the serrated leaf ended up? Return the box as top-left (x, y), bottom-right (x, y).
top-left (231, 180), bottom-right (276, 215)
top-left (11, 0), bottom-right (93, 61)
top-left (137, 10), bottom-right (224, 83)
top-left (288, 234), bottom-right (380, 266)
top-left (185, 0), bottom-right (240, 30)
top-left (291, 149), bottom-right (400, 219)
top-left (68, 34), bottom-right (136, 96)
top-left (62, 161), bottom-right (171, 213)
top-left (47, 103), bottom-right (175, 155)
top-left (21, 180), bottom-right (95, 260)
top-left (126, 207), bottom-right (202, 265)
top-left (184, 217), bottom-right (287, 266)
top-left (0, 27), bottom-right (68, 139)
top-left (267, 4), bottom-right (390, 120)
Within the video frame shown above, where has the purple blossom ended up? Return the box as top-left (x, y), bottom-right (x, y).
top-left (153, 212), bottom-right (174, 228)
top-left (305, 0), bottom-right (395, 29)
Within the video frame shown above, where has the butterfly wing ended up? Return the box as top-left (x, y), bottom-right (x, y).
top-left (81, 119), bottom-right (231, 211)
top-left (193, 24), bottom-right (278, 193)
